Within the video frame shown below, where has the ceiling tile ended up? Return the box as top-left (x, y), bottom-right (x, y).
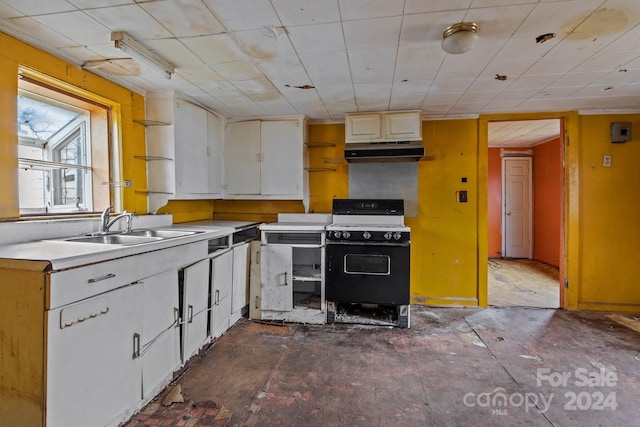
top-left (180, 33), bottom-right (249, 64)
top-left (399, 10), bottom-right (465, 46)
top-left (343, 16), bottom-right (402, 50)
top-left (405, 0), bottom-right (471, 14)
top-left (212, 60), bottom-right (263, 81)
top-left (144, 38), bottom-right (203, 66)
top-left (394, 45), bottom-right (444, 82)
top-left (32, 11), bottom-right (109, 46)
top-left (300, 51), bottom-right (352, 85)
top-left (286, 22), bottom-right (345, 53)
top-left (338, 0), bottom-right (405, 21)
top-left (175, 64), bottom-right (223, 83)
top-left (514, 0), bottom-right (603, 37)
top-left (1, 0), bottom-right (76, 15)
top-left (271, 0), bottom-right (340, 26)
top-left (0, 2), bottom-right (23, 18)
top-left (67, 0), bottom-right (134, 7)
top-left (5, 16), bottom-right (76, 49)
top-left (203, 0), bottom-right (280, 31)
top-left (466, 4), bottom-right (535, 39)
top-left (140, 0), bottom-right (225, 37)
top-left (84, 4), bottom-right (173, 40)
top-left (348, 47), bottom-right (397, 84)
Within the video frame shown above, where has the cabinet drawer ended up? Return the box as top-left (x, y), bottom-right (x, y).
top-left (47, 242), bottom-right (206, 309)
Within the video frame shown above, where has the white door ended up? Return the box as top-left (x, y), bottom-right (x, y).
top-left (141, 268), bottom-right (181, 399)
top-left (224, 121), bottom-right (261, 195)
top-left (261, 120), bottom-right (301, 196)
top-left (182, 259), bottom-right (210, 362)
top-left (46, 284), bottom-right (142, 427)
top-left (261, 245), bottom-right (293, 312)
top-left (502, 157), bottom-right (533, 258)
top-left (210, 250), bottom-right (233, 338)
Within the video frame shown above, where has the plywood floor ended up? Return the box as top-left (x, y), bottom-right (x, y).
top-left (488, 258), bottom-right (560, 308)
top-left (130, 307), bottom-right (640, 426)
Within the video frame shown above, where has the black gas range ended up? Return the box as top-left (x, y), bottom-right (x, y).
top-left (325, 199), bottom-right (410, 328)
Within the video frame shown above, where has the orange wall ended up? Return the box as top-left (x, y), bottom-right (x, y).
top-left (486, 140), bottom-right (562, 267)
top-left (487, 148), bottom-right (502, 258)
top-left (533, 138), bottom-right (562, 266)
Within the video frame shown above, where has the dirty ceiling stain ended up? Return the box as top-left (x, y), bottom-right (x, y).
top-left (563, 8), bottom-right (630, 40)
top-left (285, 84), bottom-right (315, 90)
top-left (244, 44), bottom-right (277, 62)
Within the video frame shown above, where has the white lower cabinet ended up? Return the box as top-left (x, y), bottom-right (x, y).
top-left (254, 230), bottom-right (325, 324)
top-left (181, 259), bottom-right (210, 362)
top-left (140, 269), bottom-right (181, 400)
top-left (46, 283), bottom-right (143, 427)
top-left (210, 249), bottom-right (233, 338)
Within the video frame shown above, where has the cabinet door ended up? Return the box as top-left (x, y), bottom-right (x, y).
top-left (182, 259), bottom-right (210, 362)
top-left (345, 113), bottom-right (381, 142)
top-left (141, 269), bottom-right (181, 399)
top-left (224, 121), bottom-right (261, 194)
top-left (207, 111), bottom-right (223, 196)
top-left (210, 250), bottom-right (233, 338)
top-left (231, 243), bottom-right (249, 316)
top-left (260, 120), bottom-right (302, 196)
top-left (174, 99), bottom-right (209, 194)
top-left (261, 245), bottom-right (293, 312)
top-left (384, 111), bottom-right (422, 141)
top-left (46, 284), bottom-right (142, 427)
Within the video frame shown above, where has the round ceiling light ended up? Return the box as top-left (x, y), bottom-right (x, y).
top-left (442, 22), bottom-right (479, 55)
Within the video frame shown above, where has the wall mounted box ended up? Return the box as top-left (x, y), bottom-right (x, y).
top-left (611, 122), bottom-right (632, 143)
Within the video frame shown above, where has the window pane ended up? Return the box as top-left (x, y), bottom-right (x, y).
top-left (18, 145), bottom-right (47, 210)
top-left (18, 95), bottom-right (79, 141)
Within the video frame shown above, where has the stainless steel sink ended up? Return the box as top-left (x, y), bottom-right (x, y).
top-left (64, 234), bottom-right (164, 245)
top-left (125, 229), bottom-right (203, 238)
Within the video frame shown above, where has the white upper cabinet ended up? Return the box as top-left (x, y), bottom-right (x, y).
top-left (345, 113), bottom-right (382, 142)
top-left (223, 116), bottom-right (308, 203)
top-left (143, 91), bottom-right (223, 212)
top-left (345, 111), bottom-right (422, 143)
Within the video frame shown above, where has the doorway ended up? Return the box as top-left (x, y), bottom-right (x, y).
top-left (487, 119), bottom-right (563, 308)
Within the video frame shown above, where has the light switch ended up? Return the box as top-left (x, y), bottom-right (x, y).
top-left (603, 155), bottom-right (612, 168)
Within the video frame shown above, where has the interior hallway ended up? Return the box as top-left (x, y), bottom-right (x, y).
top-left (488, 259), bottom-right (560, 308)
top-left (127, 306), bottom-right (640, 426)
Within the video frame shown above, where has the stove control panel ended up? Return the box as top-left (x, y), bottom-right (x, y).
top-left (326, 230), bottom-right (410, 243)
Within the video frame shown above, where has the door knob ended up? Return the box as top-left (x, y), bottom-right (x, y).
top-left (507, 212), bottom-right (512, 216)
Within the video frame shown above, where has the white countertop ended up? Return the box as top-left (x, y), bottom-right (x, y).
top-left (177, 220), bottom-right (261, 231)
top-left (260, 222), bottom-right (329, 232)
top-left (0, 224), bottom-right (235, 271)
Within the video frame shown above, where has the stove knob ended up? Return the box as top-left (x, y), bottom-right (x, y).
top-left (334, 231), bottom-right (341, 238)
top-left (384, 232), bottom-right (392, 240)
top-left (343, 231), bottom-right (351, 239)
top-left (363, 231), bottom-right (371, 240)
top-left (393, 232), bottom-right (402, 240)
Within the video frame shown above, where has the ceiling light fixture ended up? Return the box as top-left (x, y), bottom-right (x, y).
top-left (442, 22), bottom-right (479, 55)
top-left (111, 31), bottom-right (174, 79)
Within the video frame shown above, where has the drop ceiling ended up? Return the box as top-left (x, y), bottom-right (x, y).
top-left (1, 0), bottom-right (639, 123)
top-left (488, 119), bottom-right (561, 147)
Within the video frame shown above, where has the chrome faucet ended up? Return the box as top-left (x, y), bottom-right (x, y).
top-left (100, 205), bottom-right (134, 233)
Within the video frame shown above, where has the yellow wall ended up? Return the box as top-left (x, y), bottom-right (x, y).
top-left (574, 114), bottom-right (640, 312)
top-left (0, 31), bottom-right (146, 218)
top-left (2, 32), bottom-right (640, 313)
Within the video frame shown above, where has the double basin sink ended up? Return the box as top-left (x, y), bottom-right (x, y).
top-left (63, 229), bottom-right (203, 246)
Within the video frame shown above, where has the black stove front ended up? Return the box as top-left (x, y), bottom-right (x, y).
top-left (325, 199), bottom-right (411, 327)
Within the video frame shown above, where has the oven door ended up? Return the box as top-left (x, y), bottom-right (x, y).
top-left (325, 242), bottom-right (410, 305)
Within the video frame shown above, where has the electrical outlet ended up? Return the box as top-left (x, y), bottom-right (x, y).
top-left (603, 155), bottom-right (612, 168)
top-left (458, 190), bottom-right (468, 203)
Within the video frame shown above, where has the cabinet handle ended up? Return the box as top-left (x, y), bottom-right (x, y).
top-left (255, 295), bottom-right (259, 309)
top-left (132, 333), bottom-right (140, 359)
top-left (282, 272), bottom-right (288, 286)
top-left (215, 290), bottom-right (220, 305)
top-left (188, 305), bottom-right (194, 323)
top-left (88, 273), bottom-right (115, 283)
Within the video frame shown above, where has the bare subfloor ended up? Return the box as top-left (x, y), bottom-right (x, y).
top-left (132, 307), bottom-right (640, 426)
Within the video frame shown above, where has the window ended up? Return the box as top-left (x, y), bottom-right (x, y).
top-left (17, 71), bottom-right (114, 216)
